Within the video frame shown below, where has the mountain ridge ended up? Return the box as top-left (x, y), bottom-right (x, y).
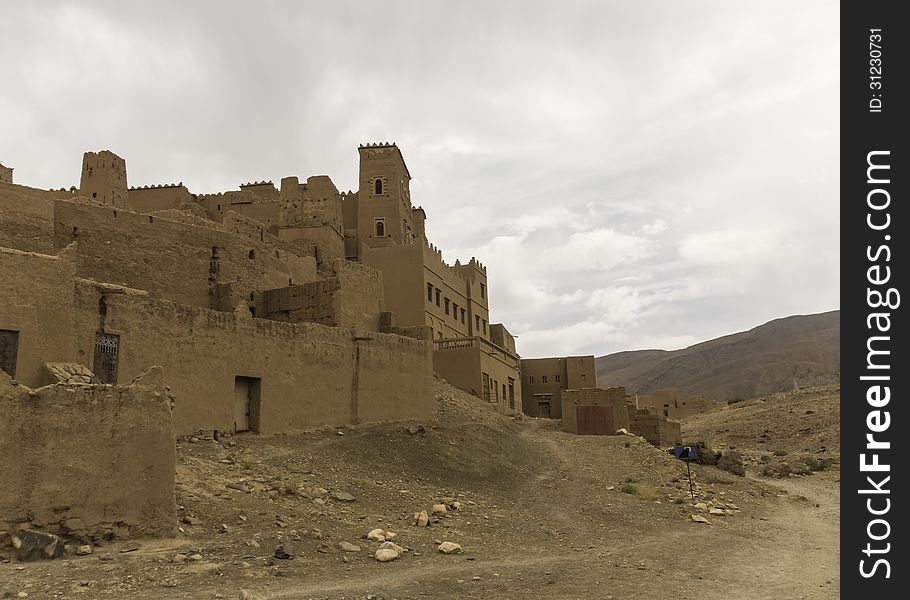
top-left (595, 310), bottom-right (839, 402)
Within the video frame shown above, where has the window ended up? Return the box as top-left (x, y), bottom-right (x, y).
top-left (93, 332), bottom-right (120, 384)
top-left (375, 218), bottom-right (386, 237)
top-left (555, 374), bottom-right (561, 383)
top-left (0, 329), bottom-right (19, 378)
top-left (508, 379), bottom-right (515, 409)
top-left (482, 319), bottom-right (487, 334)
top-left (460, 308), bottom-right (466, 323)
top-left (475, 315), bottom-right (481, 330)
top-left (374, 178), bottom-right (383, 195)
top-left (502, 383), bottom-right (507, 401)
top-left (529, 376), bottom-right (535, 384)
top-left (435, 289), bottom-right (441, 306)
top-left (444, 298), bottom-right (450, 315)
top-left (542, 375), bottom-right (548, 384)
top-left (480, 283), bottom-right (486, 298)
top-left (452, 303), bottom-right (458, 319)
top-left (581, 374), bottom-right (587, 382)
top-left (427, 283), bottom-right (433, 302)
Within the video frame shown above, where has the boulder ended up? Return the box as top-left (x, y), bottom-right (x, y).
top-left (431, 504), bottom-right (447, 516)
top-left (717, 450), bottom-right (746, 476)
top-left (413, 511), bottom-right (429, 527)
top-left (12, 529), bottom-right (65, 562)
top-left (338, 541), bottom-right (361, 552)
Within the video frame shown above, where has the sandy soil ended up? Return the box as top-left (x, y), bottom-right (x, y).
top-left (0, 381), bottom-right (839, 599)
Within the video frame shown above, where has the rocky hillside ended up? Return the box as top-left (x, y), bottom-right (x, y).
top-left (596, 310), bottom-right (839, 402)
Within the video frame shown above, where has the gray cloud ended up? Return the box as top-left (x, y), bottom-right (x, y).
top-left (0, 0), bottom-right (839, 357)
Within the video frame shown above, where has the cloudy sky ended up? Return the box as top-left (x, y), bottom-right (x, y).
top-left (0, 1), bottom-right (839, 358)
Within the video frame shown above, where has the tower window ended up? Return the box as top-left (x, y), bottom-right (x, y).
top-left (435, 289), bottom-right (441, 306)
top-left (480, 283), bottom-right (486, 298)
top-left (374, 178), bottom-right (383, 195)
top-left (444, 298), bottom-right (450, 315)
top-left (427, 283), bottom-right (433, 301)
top-left (375, 218), bottom-right (386, 237)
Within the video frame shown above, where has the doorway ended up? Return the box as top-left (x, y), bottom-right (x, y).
top-left (233, 376), bottom-right (261, 433)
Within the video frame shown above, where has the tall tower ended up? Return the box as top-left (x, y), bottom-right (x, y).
top-left (356, 143), bottom-right (414, 250)
top-left (79, 150), bottom-right (129, 208)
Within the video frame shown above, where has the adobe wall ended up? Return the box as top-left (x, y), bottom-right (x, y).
top-left (0, 163), bottom-right (12, 184)
top-left (560, 387), bottom-right (630, 434)
top-left (0, 182), bottom-right (56, 254)
top-left (0, 245), bottom-right (77, 387)
top-left (520, 357), bottom-right (566, 417)
top-left (361, 242), bottom-right (425, 329)
top-left (0, 367), bottom-right (176, 541)
top-left (53, 200), bottom-right (316, 310)
top-left (73, 280), bottom-right (434, 434)
top-left (433, 343), bottom-right (482, 396)
top-left (565, 355), bottom-right (597, 388)
top-left (128, 184), bottom-right (195, 213)
top-left (433, 339), bottom-right (522, 416)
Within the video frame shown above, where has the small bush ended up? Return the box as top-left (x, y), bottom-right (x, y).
top-left (620, 483), bottom-right (638, 494)
top-left (760, 454), bottom-right (772, 464)
top-left (672, 497), bottom-right (686, 505)
top-left (773, 449), bottom-right (788, 456)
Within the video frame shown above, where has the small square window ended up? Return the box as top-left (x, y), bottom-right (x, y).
top-left (581, 374), bottom-right (586, 382)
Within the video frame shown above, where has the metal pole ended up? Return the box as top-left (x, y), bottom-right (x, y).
top-left (686, 460), bottom-right (695, 501)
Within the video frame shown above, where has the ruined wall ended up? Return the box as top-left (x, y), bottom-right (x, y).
top-left (73, 281), bottom-right (434, 434)
top-left (258, 260), bottom-right (384, 330)
top-left (627, 408), bottom-right (682, 446)
top-left (560, 387), bottom-right (630, 435)
top-left (0, 182), bottom-right (56, 254)
top-left (0, 246), bottom-right (76, 387)
top-left (0, 368), bottom-right (176, 541)
top-left (636, 388), bottom-right (720, 420)
top-left (0, 163), bottom-right (12, 183)
top-left (53, 200), bottom-right (316, 310)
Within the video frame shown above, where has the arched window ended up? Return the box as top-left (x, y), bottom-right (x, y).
top-left (376, 220), bottom-right (385, 237)
top-left (374, 178), bottom-right (383, 195)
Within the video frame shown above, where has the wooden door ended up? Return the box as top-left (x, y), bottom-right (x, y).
top-left (234, 377), bottom-right (251, 432)
top-left (576, 405), bottom-right (613, 435)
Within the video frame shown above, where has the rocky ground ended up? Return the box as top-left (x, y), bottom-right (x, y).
top-left (0, 381), bottom-right (840, 599)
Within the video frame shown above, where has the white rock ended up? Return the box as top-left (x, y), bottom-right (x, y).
top-left (367, 528), bottom-right (386, 542)
top-left (414, 510), bottom-right (429, 527)
top-left (709, 508), bottom-right (725, 516)
top-left (375, 548), bottom-right (399, 562)
top-left (694, 502), bottom-right (708, 512)
top-left (690, 514), bottom-right (710, 524)
top-left (338, 541), bottom-right (361, 552)
top-left (432, 504), bottom-right (448, 516)
top-left (437, 541), bottom-right (462, 554)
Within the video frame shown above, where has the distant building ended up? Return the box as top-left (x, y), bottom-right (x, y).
top-left (635, 388), bottom-right (720, 419)
top-left (520, 355), bottom-right (596, 418)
